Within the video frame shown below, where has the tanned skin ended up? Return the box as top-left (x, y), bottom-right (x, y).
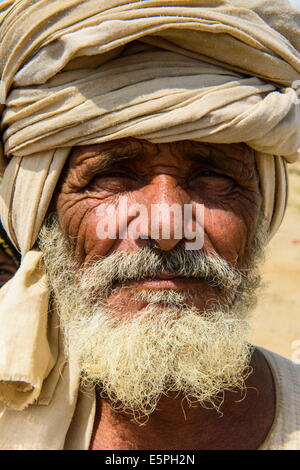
top-left (55, 138), bottom-right (275, 450)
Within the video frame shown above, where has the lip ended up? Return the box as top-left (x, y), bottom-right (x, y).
top-left (122, 273), bottom-right (205, 289)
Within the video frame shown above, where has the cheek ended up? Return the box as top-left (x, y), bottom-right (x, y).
top-left (56, 192), bottom-right (130, 263)
top-left (204, 208), bottom-right (249, 265)
top-left (82, 209), bottom-right (118, 262)
top-left (55, 191), bottom-right (112, 259)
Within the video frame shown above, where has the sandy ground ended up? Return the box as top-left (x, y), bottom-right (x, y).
top-left (250, 161), bottom-right (300, 361)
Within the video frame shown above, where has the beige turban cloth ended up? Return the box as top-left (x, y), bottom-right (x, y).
top-left (0, 0), bottom-right (300, 448)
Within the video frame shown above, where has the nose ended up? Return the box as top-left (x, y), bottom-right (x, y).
top-left (138, 174), bottom-right (189, 251)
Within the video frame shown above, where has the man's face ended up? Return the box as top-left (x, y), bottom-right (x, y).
top-left (40, 138), bottom-right (265, 417)
top-left (55, 138), bottom-right (262, 317)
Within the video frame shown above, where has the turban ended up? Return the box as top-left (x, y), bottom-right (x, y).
top-left (0, 0), bottom-right (300, 448)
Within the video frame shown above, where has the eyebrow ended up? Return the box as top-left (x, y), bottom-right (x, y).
top-left (189, 145), bottom-right (246, 164)
top-left (75, 143), bottom-right (254, 182)
top-left (99, 152), bottom-right (140, 168)
top-left (188, 147), bottom-right (253, 178)
top-left (77, 151), bottom-right (140, 176)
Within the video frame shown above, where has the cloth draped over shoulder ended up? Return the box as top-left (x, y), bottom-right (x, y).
top-left (0, 0), bottom-right (299, 449)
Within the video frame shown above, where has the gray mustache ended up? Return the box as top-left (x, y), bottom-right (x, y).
top-left (83, 244), bottom-right (242, 291)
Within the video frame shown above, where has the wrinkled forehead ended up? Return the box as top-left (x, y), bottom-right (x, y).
top-left (67, 138), bottom-right (257, 174)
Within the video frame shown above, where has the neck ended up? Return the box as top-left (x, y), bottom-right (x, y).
top-left (90, 348), bottom-right (275, 450)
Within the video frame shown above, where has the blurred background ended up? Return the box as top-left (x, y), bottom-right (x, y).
top-left (290, 0), bottom-right (300, 10)
top-left (250, 161), bottom-right (300, 361)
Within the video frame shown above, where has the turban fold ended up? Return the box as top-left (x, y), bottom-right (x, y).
top-left (0, 0), bottom-right (299, 448)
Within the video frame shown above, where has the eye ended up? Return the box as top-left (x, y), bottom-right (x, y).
top-left (87, 168), bottom-right (140, 193)
top-left (200, 170), bottom-right (222, 177)
top-left (190, 169), bottom-right (231, 180)
top-left (89, 170), bottom-right (134, 186)
top-left (188, 168), bottom-right (236, 195)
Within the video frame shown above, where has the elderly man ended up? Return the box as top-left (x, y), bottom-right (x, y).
top-left (0, 0), bottom-right (299, 450)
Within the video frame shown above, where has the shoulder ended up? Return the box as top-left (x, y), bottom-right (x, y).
top-left (256, 346), bottom-right (300, 450)
top-left (257, 346), bottom-right (300, 382)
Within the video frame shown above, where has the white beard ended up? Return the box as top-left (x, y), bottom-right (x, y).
top-left (38, 214), bottom-right (267, 419)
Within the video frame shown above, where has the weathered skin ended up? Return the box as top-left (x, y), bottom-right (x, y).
top-left (55, 138), bottom-right (275, 450)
